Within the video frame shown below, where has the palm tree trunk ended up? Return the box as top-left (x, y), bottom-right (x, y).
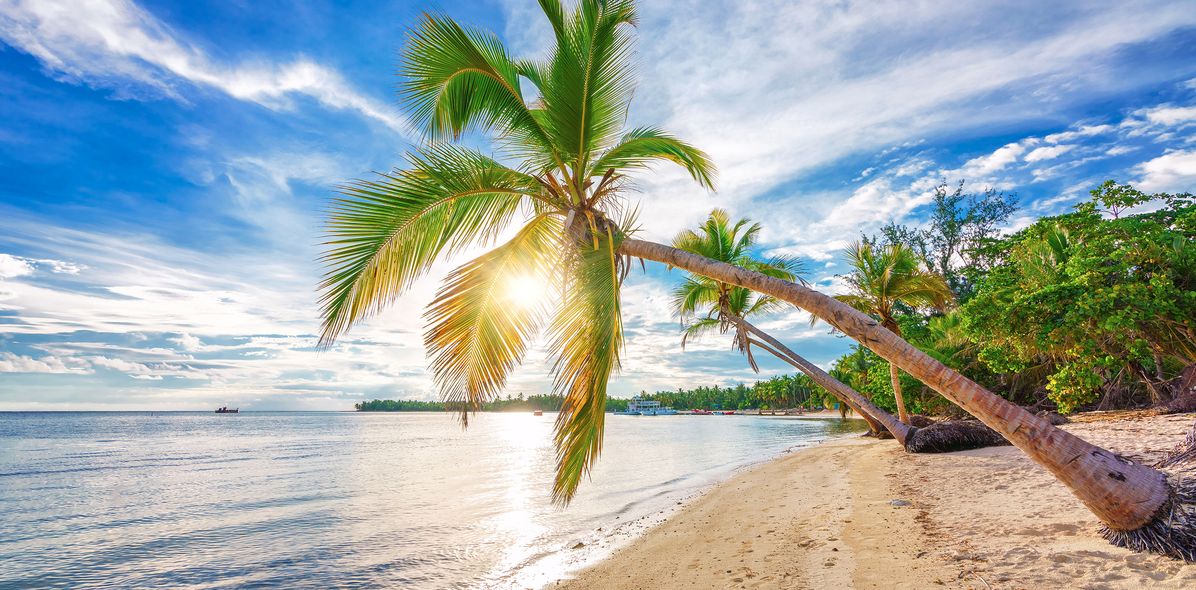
top-left (889, 363), bottom-right (911, 425)
top-left (736, 316), bottom-right (910, 444)
top-left (619, 238), bottom-right (1171, 534)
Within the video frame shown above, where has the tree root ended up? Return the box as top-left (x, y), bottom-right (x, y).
top-left (1101, 420), bottom-right (1196, 561)
top-left (903, 419), bottom-right (1011, 454)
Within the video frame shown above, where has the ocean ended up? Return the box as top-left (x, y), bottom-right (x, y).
top-left (0, 411), bottom-right (864, 589)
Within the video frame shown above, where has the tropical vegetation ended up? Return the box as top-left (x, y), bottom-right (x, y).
top-left (825, 181), bottom-right (1195, 417)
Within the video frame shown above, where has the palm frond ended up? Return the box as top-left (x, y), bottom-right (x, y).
top-left (318, 145), bottom-right (541, 345)
top-left (589, 127), bottom-right (716, 190)
top-left (681, 316), bottom-right (722, 348)
top-left (424, 215), bottom-right (563, 424)
top-left (671, 276), bottom-right (720, 319)
top-left (537, 0), bottom-right (639, 168)
top-left (401, 13), bottom-right (559, 164)
top-left (548, 229), bottom-right (625, 504)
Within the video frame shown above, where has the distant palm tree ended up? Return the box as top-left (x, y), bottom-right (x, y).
top-left (835, 241), bottom-right (954, 424)
top-left (318, 0), bottom-right (1191, 557)
top-left (671, 210), bottom-right (905, 439)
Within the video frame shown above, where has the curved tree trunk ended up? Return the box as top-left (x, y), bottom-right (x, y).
top-left (620, 238), bottom-right (1171, 534)
top-left (890, 363), bottom-right (911, 425)
top-left (736, 317), bottom-right (910, 445)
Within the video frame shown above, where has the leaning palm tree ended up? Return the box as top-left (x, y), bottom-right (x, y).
top-left (671, 209), bottom-right (899, 439)
top-left (834, 241), bottom-right (954, 424)
top-left (320, 0), bottom-right (1195, 559)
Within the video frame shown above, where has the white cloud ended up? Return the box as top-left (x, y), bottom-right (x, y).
top-left (1134, 150), bottom-right (1196, 192)
top-left (1024, 144), bottom-right (1075, 162)
top-left (0, 0), bottom-right (410, 136)
top-left (961, 142), bottom-right (1026, 175)
top-left (0, 253), bottom-right (34, 278)
top-left (623, 1), bottom-right (1193, 202)
top-left (0, 352), bottom-right (87, 373)
top-left (38, 258), bottom-right (84, 274)
top-left (1142, 105), bottom-right (1196, 126)
top-left (0, 253), bottom-right (80, 278)
top-left (1043, 124), bottom-right (1113, 144)
top-left (172, 333), bottom-right (203, 352)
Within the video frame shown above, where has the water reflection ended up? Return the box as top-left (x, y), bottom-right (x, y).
top-left (0, 412), bottom-right (864, 589)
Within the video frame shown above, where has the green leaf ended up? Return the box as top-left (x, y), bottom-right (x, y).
top-left (424, 214), bottom-right (563, 423)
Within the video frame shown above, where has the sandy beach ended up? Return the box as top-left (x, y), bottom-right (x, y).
top-left (559, 412), bottom-right (1196, 589)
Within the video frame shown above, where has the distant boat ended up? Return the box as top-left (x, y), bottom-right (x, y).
top-left (691, 409), bottom-right (713, 415)
top-left (533, 410), bottom-right (543, 416)
top-left (614, 396), bottom-right (676, 416)
top-left (215, 407), bottom-right (239, 414)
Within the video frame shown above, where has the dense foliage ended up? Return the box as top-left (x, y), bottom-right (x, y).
top-left (834, 181), bottom-right (1195, 415)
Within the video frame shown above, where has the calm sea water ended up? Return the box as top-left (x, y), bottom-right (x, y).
top-left (0, 412), bottom-right (864, 589)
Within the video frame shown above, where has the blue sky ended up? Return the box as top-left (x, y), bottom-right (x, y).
top-left (1, 0), bottom-right (1195, 410)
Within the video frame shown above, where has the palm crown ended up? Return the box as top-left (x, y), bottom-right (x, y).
top-left (671, 209), bottom-right (803, 369)
top-left (835, 240), bottom-right (952, 423)
top-left (837, 241), bottom-right (953, 332)
top-left (318, 0), bottom-right (715, 503)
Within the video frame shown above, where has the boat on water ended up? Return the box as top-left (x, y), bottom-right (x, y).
top-left (215, 406), bottom-right (239, 414)
top-left (614, 396), bottom-right (677, 416)
top-left (533, 410), bottom-right (543, 416)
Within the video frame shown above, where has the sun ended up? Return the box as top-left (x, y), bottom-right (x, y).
top-left (503, 274), bottom-right (549, 310)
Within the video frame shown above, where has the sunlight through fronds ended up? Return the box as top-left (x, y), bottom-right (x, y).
top-left (318, 146), bottom-right (542, 346)
top-left (319, 0), bottom-right (715, 504)
top-left (424, 215), bottom-right (563, 425)
top-left (836, 241), bottom-right (954, 329)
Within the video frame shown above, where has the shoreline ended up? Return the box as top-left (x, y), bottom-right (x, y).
top-left (505, 415), bottom-right (867, 589)
top-left (556, 412), bottom-right (1196, 589)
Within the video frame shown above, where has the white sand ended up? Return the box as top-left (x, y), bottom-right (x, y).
top-left (557, 412), bottom-right (1196, 589)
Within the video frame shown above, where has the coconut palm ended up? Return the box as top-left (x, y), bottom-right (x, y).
top-left (671, 210), bottom-right (901, 439)
top-left (319, 0), bottom-right (1194, 559)
top-left (834, 241), bottom-right (954, 424)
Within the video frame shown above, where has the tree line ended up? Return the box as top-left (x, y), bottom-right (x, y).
top-left (355, 374), bottom-right (842, 413)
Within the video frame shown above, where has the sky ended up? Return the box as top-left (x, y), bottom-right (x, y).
top-left (1, 0), bottom-right (1195, 410)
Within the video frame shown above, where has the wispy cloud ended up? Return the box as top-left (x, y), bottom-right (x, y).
top-left (0, 352), bottom-right (89, 374)
top-left (0, 0), bottom-right (411, 136)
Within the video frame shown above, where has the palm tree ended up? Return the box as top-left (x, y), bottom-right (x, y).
top-left (834, 241), bottom-right (954, 424)
top-left (319, 0), bottom-right (1192, 558)
top-left (671, 210), bottom-right (903, 439)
